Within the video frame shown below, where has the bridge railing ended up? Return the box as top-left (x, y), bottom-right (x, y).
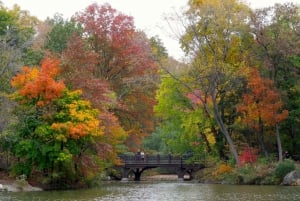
top-left (119, 154), bottom-right (205, 165)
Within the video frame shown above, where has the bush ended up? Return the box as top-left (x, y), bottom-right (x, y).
top-left (260, 175), bottom-right (280, 185)
top-left (257, 155), bottom-right (277, 165)
top-left (274, 159), bottom-right (295, 179)
top-left (15, 174), bottom-right (29, 190)
top-left (238, 146), bottom-right (258, 166)
top-left (236, 164), bottom-right (258, 184)
top-left (213, 163), bottom-right (234, 178)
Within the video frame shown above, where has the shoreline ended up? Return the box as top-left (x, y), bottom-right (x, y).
top-left (0, 174), bottom-right (185, 192)
top-left (0, 178), bottom-right (43, 192)
top-left (0, 171), bottom-right (43, 192)
top-left (1, 167), bottom-right (300, 192)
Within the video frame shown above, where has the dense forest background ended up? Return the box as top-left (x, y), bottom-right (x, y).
top-left (0, 0), bottom-right (299, 186)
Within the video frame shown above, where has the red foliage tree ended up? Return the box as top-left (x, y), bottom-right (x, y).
top-left (61, 34), bottom-right (127, 162)
top-left (69, 3), bottom-right (159, 151)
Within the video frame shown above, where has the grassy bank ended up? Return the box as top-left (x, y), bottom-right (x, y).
top-left (195, 158), bottom-right (300, 185)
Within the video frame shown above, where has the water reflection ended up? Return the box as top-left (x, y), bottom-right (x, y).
top-left (1, 181), bottom-right (300, 201)
top-left (100, 182), bottom-right (205, 201)
top-left (210, 184), bottom-right (300, 201)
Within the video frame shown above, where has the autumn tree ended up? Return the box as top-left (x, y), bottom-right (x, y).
top-left (237, 68), bottom-right (288, 161)
top-left (69, 3), bottom-right (159, 151)
top-left (8, 58), bottom-right (105, 185)
top-left (250, 3), bottom-right (300, 155)
top-left (61, 34), bottom-right (127, 163)
top-left (172, 0), bottom-right (253, 163)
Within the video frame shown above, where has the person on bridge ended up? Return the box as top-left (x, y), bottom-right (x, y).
top-left (136, 150), bottom-right (141, 161)
top-left (141, 151), bottom-right (145, 161)
top-left (284, 150), bottom-right (290, 159)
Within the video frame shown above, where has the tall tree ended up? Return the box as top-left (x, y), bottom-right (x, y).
top-left (61, 34), bottom-right (127, 162)
top-left (0, 4), bottom-right (38, 143)
top-left (177, 0), bottom-right (252, 163)
top-left (250, 3), bottom-right (300, 154)
top-left (73, 3), bottom-right (159, 151)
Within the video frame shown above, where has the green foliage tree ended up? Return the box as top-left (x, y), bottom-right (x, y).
top-left (44, 14), bottom-right (82, 54)
top-left (154, 75), bottom-right (190, 154)
top-left (154, 74), bottom-right (215, 155)
top-left (149, 36), bottom-right (168, 63)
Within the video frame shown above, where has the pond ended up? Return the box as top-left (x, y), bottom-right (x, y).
top-left (1, 181), bottom-right (300, 201)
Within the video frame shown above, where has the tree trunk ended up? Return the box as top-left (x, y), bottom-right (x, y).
top-left (200, 131), bottom-right (212, 153)
top-left (198, 123), bottom-right (212, 153)
top-left (276, 123), bottom-right (283, 162)
top-left (258, 116), bottom-right (268, 157)
top-left (212, 98), bottom-right (239, 163)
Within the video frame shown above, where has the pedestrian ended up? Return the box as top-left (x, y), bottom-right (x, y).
top-left (284, 150), bottom-right (290, 159)
top-left (136, 149), bottom-right (141, 161)
top-left (141, 151), bottom-right (145, 161)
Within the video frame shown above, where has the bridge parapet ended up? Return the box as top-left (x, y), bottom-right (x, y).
top-left (119, 154), bottom-right (205, 165)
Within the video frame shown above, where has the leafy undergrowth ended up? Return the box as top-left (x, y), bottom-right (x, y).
top-left (195, 158), bottom-right (299, 185)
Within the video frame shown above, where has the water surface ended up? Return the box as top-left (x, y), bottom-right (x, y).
top-left (1, 181), bottom-right (300, 201)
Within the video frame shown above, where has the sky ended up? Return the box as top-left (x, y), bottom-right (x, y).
top-left (2, 0), bottom-right (300, 60)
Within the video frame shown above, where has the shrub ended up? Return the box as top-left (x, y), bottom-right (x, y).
top-left (213, 163), bottom-right (234, 179)
top-left (211, 163), bottom-right (238, 184)
top-left (274, 159), bottom-right (295, 179)
top-left (15, 174), bottom-right (29, 190)
top-left (238, 146), bottom-right (258, 166)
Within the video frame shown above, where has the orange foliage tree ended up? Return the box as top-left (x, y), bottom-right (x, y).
top-left (10, 58), bottom-right (105, 183)
top-left (237, 68), bottom-right (288, 161)
top-left (11, 58), bottom-right (65, 106)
